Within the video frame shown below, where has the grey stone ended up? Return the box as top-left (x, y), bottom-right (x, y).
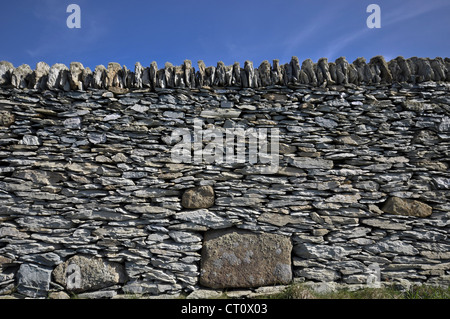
top-left (365, 240), bottom-right (420, 255)
top-left (88, 132), bottom-right (107, 144)
top-left (360, 218), bottom-right (411, 230)
top-left (0, 61), bottom-right (14, 85)
top-left (33, 62), bottom-right (50, 90)
top-left (11, 64), bottom-right (33, 88)
top-left (293, 243), bottom-right (349, 260)
top-left (19, 135), bottom-right (40, 146)
top-left (200, 228), bottom-right (292, 289)
top-left (169, 231), bottom-right (202, 243)
top-left (64, 117), bottom-right (81, 129)
top-left (289, 157), bottom-right (334, 169)
top-left (295, 268), bottom-right (340, 282)
top-left (200, 109), bottom-right (241, 119)
top-left (175, 209), bottom-right (232, 229)
top-left (17, 263), bottom-right (52, 298)
top-left (69, 62), bottom-right (84, 90)
top-left (53, 255), bottom-right (127, 293)
top-left (47, 63), bottom-right (69, 91)
top-left (186, 289), bottom-right (223, 299)
top-left (315, 117), bottom-right (338, 129)
top-left (181, 186), bottom-right (215, 209)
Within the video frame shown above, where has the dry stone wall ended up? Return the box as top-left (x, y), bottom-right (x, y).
top-left (0, 56), bottom-right (449, 298)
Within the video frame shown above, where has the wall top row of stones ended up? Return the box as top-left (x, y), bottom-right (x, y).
top-left (0, 56), bottom-right (449, 92)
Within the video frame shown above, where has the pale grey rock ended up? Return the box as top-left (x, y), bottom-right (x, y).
top-left (19, 135), bottom-right (40, 146)
top-left (93, 65), bottom-right (107, 89)
top-left (88, 132), bottom-right (106, 144)
top-left (295, 268), bottom-right (340, 282)
top-left (64, 117), bottom-right (81, 129)
top-left (361, 218), bottom-right (411, 230)
top-left (215, 196), bottom-right (265, 207)
top-left (175, 209), bottom-right (232, 229)
top-left (47, 63), bottom-right (70, 91)
top-left (12, 169), bottom-right (66, 185)
top-left (244, 60), bottom-right (257, 88)
top-left (53, 255), bottom-right (127, 292)
top-left (325, 193), bottom-right (361, 204)
top-left (69, 62), bottom-right (84, 90)
top-left (130, 104), bottom-right (149, 113)
top-left (365, 240), bottom-right (420, 256)
top-left (33, 62), bottom-right (50, 90)
top-left (20, 252), bottom-right (62, 267)
top-left (186, 289), bottom-right (223, 299)
top-left (289, 157), bottom-right (334, 169)
top-left (11, 64), bottom-right (33, 88)
top-left (0, 61), bottom-right (14, 85)
top-left (133, 62), bottom-right (144, 88)
top-left (200, 228), bottom-right (292, 289)
top-left (106, 62), bottom-right (123, 88)
top-left (315, 117), bottom-right (338, 129)
top-left (294, 243), bottom-right (349, 260)
top-left (16, 216), bottom-right (73, 230)
top-left (200, 108), bottom-right (241, 118)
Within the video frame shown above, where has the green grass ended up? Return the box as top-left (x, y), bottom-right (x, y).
top-left (403, 285), bottom-right (450, 299)
top-left (256, 283), bottom-right (450, 299)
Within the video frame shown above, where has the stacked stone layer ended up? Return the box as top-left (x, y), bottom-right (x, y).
top-left (1, 56), bottom-right (450, 91)
top-left (0, 56), bottom-right (449, 298)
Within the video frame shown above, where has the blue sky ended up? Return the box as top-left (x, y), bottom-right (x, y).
top-left (1, 0), bottom-right (449, 71)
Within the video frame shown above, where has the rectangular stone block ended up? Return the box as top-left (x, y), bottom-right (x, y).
top-left (199, 228), bottom-right (292, 289)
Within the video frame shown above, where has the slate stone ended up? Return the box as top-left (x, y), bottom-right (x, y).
top-left (17, 263), bottom-right (52, 298)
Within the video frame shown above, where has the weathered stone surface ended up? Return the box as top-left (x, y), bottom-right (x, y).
top-left (47, 63), bottom-right (69, 91)
top-left (365, 240), bottom-right (420, 256)
top-left (200, 228), bottom-right (292, 289)
top-left (381, 197), bottom-right (432, 217)
top-left (175, 209), bottom-right (232, 229)
top-left (0, 61), bottom-right (14, 85)
top-left (17, 263), bottom-right (52, 298)
top-left (106, 62), bottom-right (123, 88)
top-left (289, 157), bottom-right (334, 169)
top-left (11, 64), bottom-right (33, 88)
top-left (33, 62), bottom-right (50, 90)
top-left (0, 57), bottom-right (449, 297)
top-left (0, 110), bottom-right (15, 127)
top-left (53, 255), bottom-right (127, 292)
top-left (69, 62), bottom-right (84, 90)
top-left (293, 243), bottom-right (349, 260)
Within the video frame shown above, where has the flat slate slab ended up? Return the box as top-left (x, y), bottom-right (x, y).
top-left (199, 228), bottom-right (293, 289)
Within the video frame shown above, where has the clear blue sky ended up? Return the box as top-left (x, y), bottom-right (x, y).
top-left (1, 0), bottom-right (449, 71)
